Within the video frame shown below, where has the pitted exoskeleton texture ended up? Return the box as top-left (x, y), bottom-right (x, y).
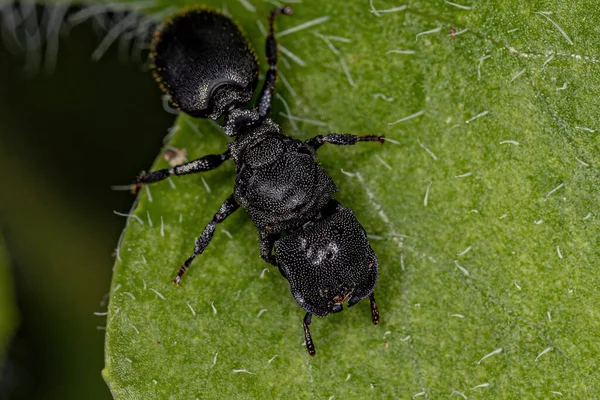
top-left (152, 10), bottom-right (258, 119)
top-left (230, 123), bottom-right (337, 234)
top-left (274, 204), bottom-right (378, 317)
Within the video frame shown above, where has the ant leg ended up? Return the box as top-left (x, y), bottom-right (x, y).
top-left (369, 293), bottom-right (380, 325)
top-left (259, 231), bottom-right (279, 266)
top-left (173, 195), bottom-right (239, 285)
top-left (256, 6), bottom-right (293, 117)
top-left (320, 199), bottom-right (344, 217)
top-left (347, 291), bottom-right (380, 324)
top-left (303, 312), bottom-right (316, 356)
top-left (305, 133), bottom-right (384, 150)
top-left (133, 150), bottom-right (230, 193)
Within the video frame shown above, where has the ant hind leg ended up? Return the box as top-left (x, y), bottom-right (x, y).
top-left (256, 7), bottom-right (293, 117)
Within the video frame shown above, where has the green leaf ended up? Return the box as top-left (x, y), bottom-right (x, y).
top-left (104, 1), bottom-right (600, 398)
top-left (0, 234), bottom-right (17, 361)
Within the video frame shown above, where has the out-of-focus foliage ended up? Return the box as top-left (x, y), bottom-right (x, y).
top-left (0, 3), bottom-right (174, 398)
top-left (0, 234), bottom-right (17, 361)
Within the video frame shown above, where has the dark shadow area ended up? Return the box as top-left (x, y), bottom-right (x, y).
top-left (0, 6), bottom-right (175, 399)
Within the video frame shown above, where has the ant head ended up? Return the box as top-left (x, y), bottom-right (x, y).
top-left (274, 205), bottom-right (378, 317)
top-left (151, 9), bottom-right (258, 119)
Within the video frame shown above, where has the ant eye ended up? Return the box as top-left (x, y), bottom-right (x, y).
top-left (325, 243), bottom-right (338, 260)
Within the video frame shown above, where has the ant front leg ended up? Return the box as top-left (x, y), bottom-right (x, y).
top-left (303, 312), bottom-right (316, 356)
top-left (173, 195), bottom-right (239, 285)
top-left (369, 293), bottom-right (380, 325)
top-left (348, 291), bottom-right (380, 325)
top-left (256, 6), bottom-right (293, 117)
top-left (305, 134), bottom-right (384, 151)
top-left (133, 150), bottom-right (231, 193)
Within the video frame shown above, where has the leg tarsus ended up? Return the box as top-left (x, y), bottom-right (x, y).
top-left (369, 293), bottom-right (380, 325)
top-left (173, 254), bottom-right (195, 285)
top-left (173, 195), bottom-right (239, 284)
top-left (256, 7), bottom-right (293, 117)
top-left (305, 133), bottom-right (385, 150)
top-left (133, 150), bottom-right (230, 193)
top-left (303, 312), bottom-right (316, 356)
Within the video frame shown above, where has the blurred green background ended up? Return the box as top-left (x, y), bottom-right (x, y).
top-left (0, 5), bottom-right (173, 398)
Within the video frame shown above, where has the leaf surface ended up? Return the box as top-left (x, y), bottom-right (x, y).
top-left (104, 1), bottom-right (600, 398)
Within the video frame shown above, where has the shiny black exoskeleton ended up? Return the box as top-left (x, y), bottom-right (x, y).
top-left (136, 7), bottom-right (383, 356)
